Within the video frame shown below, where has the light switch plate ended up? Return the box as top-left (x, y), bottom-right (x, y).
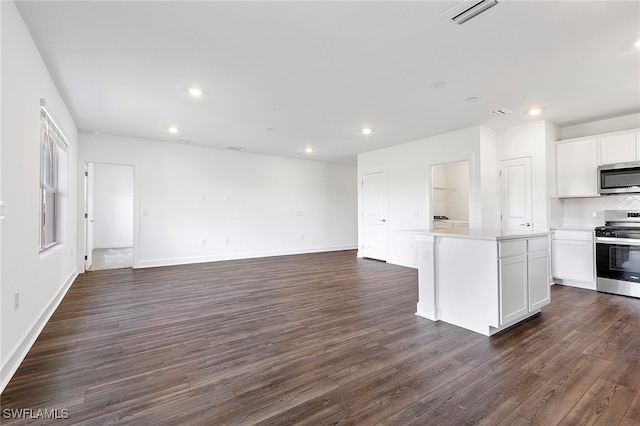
top-left (0, 201), bottom-right (5, 221)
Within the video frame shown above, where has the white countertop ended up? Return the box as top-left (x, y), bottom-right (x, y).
top-left (550, 226), bottom-right (596, 231)
top-left (403, 227), bottom-right (550, 241)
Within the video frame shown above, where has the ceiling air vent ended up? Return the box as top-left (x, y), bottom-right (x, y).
top-left (226, 146), bottom-right (243, 151)
top-left (490, 108), bottom-right (513, 116)
top-left (442, 0), bottom-right (501, 25)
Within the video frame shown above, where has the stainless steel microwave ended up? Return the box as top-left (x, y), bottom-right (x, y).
top-left (598, 161), bottom-right (640, 195)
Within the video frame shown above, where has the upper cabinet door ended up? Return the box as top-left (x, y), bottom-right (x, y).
top-left (557, 138), bottom-right (598, 197)
top-left (599, 132), bottom-right (637, 165)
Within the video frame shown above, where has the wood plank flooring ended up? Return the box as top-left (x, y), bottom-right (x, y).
top-left (2, 250), bottom-right (640, 425)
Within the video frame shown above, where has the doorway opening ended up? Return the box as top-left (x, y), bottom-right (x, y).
top-left (84, 162), bottom-right (134, 271)
top-left (430, 160), bottom-right (470, 230)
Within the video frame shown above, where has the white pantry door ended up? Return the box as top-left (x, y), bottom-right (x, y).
top-left (500, 157), bottom-right (533, 232)
top-left (362, 172), bottom-right (389, 261)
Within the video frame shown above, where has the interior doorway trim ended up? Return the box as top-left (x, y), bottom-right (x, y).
top-left (78, 158), bottom-right (140, 272)
top-left (428, 155), bottom-right (475, 230)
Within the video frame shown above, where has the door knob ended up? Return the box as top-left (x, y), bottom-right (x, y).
top-left (379, 219), bottom-right (387, 222)
top-left (520, 222), bottom-right (531, 227)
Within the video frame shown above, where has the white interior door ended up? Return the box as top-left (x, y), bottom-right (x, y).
top-left (500, 157), bottom-right (533, 232)
top-left (362, 172), bottom-right (389, 261)
top-left (84, 162), bottom-right (95, 270)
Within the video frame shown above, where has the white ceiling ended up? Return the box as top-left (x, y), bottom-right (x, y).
top-left (16, 1), bottom-right (640, 164)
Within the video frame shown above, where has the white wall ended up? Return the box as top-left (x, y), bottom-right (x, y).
top-left (357, 126), bottom-right (498, 268)
top-left (1, 1), bottom-right (78, 392)
top-left (79, 133), bottom-right (357, 268)
top-left (92, 163), bottom-right (134, 249)
top-left (560, 113), bottom-right (640, 140)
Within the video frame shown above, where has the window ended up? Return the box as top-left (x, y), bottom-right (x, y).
top-left (40, 100), bottom-right (69, 251)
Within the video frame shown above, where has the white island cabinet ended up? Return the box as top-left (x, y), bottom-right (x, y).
top-left (415, 228), bottom-right (550, 336)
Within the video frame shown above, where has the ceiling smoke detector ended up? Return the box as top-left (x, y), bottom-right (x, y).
top-left (442, 0), bottom-right (501, 25)
top-left (490, 108), bottom-right (513, 116)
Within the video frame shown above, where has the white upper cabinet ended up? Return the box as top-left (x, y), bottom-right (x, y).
top-left (556, 129), bottom-right (640, 198)
top-left (599, 131), bottom-right (638, 165)
top-left (556, 138), bottom-right (598, 197)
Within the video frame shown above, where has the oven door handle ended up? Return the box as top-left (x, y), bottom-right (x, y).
top-left (596, 237), bottom-right (640, 246)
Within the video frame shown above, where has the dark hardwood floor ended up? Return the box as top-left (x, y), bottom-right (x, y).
top-left (2, 250), bottom-right (640, 425)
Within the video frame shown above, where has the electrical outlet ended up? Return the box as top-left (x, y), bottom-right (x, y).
top-left (296, 211), bottom-right (304, 217)
top-left (301, 234), bottom-right (305, 240)
top-left (14, 292), bottom-right (19, 310)
top-left (201, 195), bottom-right (207, 201)
top-left (202, 239), bottom-right (207, 245)
top-left (225, 238), bottom-right (230, 244)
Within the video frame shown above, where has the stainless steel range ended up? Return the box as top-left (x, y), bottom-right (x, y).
top-left (595, 210), bottom-right (640, 298)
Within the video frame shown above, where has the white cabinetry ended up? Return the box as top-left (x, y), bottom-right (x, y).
top-left (599, 132), bottom-right (638, 165)
top-left (551, 229), bottom-right (595, 290)
top-left (556, 129), bottom-right (639, 198)
top-left (556, 138), bottom-right (598, 197)
top-left (498, 237), bottom-right (550, 326)
top-left (416, 231), bottom-right (550, 336)
top-left (499, 251), bottom-right (528, 324)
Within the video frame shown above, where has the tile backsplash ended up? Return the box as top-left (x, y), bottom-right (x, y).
top-left (559, 194), bottom-right (640, 227)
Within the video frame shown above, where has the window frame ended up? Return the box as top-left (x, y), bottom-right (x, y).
top-left (39, 101), bottom-right (69, 252)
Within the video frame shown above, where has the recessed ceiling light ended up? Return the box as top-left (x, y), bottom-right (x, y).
top-left (168, 126), bottom-right (179, 134)
top-left (528, 107), bottom-right (542, 116)
top-left (362, 127), bottom-right (372, 135)
top-left (305, 147), bottom-right (313, 154)
top-left (635, 39), bottom-right (640, 49)
top-left (188, 87), bottom-right (203, 97)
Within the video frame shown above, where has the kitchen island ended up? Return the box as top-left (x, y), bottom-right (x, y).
top-left (413, 228), bottom-right (551, 336)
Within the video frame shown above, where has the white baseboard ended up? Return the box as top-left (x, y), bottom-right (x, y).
top-left (416, 302), bottom-right (439, 321)
top-left (0, 270), bottom-right (78, 394)
top-left (553, 278), bottom-right (596, 291)
top-left (93, 243), bottom-right (133, 249)
top-left (387, 257), bottom-right (418, 269)
top-left (136, 245), bottom-right (358, 269)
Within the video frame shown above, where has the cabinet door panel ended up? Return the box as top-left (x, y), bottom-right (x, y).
top-left (599, 132), bottom-right (637, 165)
top-left (557, 139), bottom-right (598, 197)
top-left (529, 250), bottom-right (551, 311)
top-left (499, 255), bottom-right (528, 325)
top-left (551, 240), bottom-right (595, 282)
